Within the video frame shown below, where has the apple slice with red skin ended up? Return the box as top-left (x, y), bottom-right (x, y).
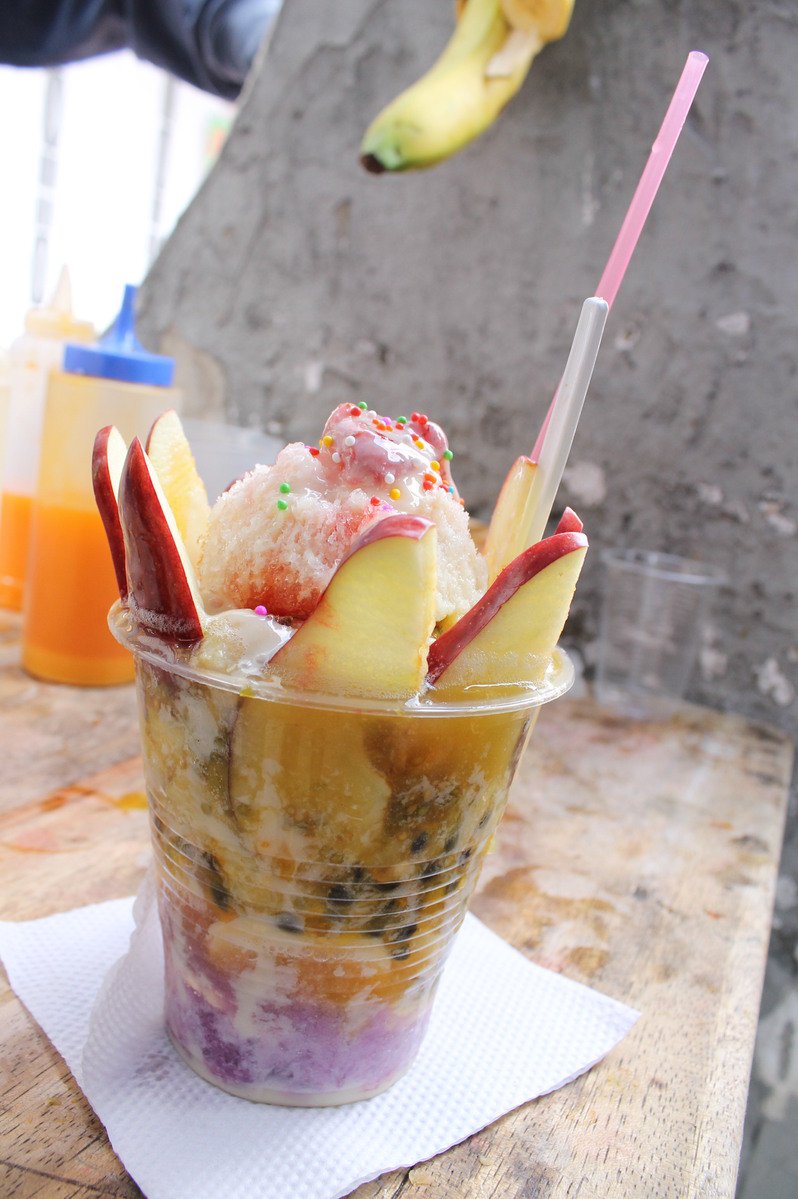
top-left (483, 455), bottom-right (537, 582)
top-left (554, 507), bottom-right (583, 534)
top-left (146, 409), bottom-right (211, 572)
top-left (92, 425), bottom-right (129, 600)
top-left (269, 514), bottom-right (437, 699)
top-left (426, 529), bottom-right (588, 693)
top-left (118, 437), bottom-right (204, 643)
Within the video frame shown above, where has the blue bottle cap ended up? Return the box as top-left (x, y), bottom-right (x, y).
top-left (63, 285), bottom-right (174, 386)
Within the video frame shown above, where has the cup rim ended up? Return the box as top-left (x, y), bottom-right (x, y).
top-left (109, 603), bottom-right (574, 717)
top-left (600, 547), bottom-right (727, 586)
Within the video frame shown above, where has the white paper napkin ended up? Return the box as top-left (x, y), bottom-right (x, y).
top-left (0, 883), bottom-right (638, 1199)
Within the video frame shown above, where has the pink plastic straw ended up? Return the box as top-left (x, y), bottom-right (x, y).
top-left (531, 50), bottom-right (708, 460)
top-left (596, 51), bottom-right (708, 308)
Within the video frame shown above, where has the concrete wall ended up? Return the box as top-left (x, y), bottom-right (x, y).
top-left (139, 1), bottom-right (797, 1188)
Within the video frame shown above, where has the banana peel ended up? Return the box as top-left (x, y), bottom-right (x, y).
top-left (360, 0), bottom-right (574, 173)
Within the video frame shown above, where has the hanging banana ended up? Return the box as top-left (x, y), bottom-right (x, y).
top-left (360, 0), bottom-right (575, 173)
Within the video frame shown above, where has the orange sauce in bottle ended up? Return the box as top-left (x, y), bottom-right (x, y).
top-left (22, 501), bottom-right (134, 685)
top-left (0, 492), bottom-right (33, 610)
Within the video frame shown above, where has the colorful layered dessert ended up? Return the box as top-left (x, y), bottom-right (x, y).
top-left (95, 405), bottom-right (586, 1103)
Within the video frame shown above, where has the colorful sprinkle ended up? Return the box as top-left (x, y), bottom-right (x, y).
top-left (331, 451), bottom-right (341, 463)
top-left (385, 472), bottom-right (395, 485)
top-left (277, 498), bottom-right (289, 511)
top-left (349, 406), bottom-right (361, 416)
top-left (397, 416), bottom-right (408, 425)
top-left (422, 480), bottom-right (434, 491)
top-left (322, 435), bottom-right (334, 447)
top-left (369, 496), bottom-right (381, 506)
top-left (443, 449), bottom-right (453, 461)
top-left (344, 435), bottom-right (356, 447)
top-left (430, 460), bottom-right (440, 472)
top-left (358, 401), bottom-right (368, 410)
top-left (448, 485), bottom-right (455, 494)
top-left (413, 438), bottom-right (425, 449)
top-left (254, 605), bottom-right (268, 616)
top-left (308, 446), bottom-right (320, 457)
top-left (389, 487), bottom-right (401, 501)
top-left (279, 482), bottom-right (291, 494)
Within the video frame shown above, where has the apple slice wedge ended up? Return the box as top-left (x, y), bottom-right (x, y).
top-left (269, 514), bottom-right (437, 699)
top-left (92, 425), bottom-right (129, 600)
top-left (554, 507), bottom-right (583, 534)
top-left (118, 437), bottom-right (204, 643)
top-left (146, 409), bottom-right (211, 571)
top-left (483, 455), bottom-right (537, 583)
top-left (427, 530), bottom-right (588, 694)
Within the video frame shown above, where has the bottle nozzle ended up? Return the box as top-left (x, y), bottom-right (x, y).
top-left (25, 265), bottom-right (94, 341)
top-left (110, 285), bottom-right (139, 350)
top-left (49, 265), bottom-right (73, 315)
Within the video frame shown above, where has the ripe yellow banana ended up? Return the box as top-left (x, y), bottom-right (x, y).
top-left (360, 0), bottom-right (575, 173)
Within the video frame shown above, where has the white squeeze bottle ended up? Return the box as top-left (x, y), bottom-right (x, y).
top-left (0, 268), bottom-right (94, 610)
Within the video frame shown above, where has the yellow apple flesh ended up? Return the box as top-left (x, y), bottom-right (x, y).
top-left (483, 455), bottom-right (538, 582)
top-left (146, 409), bottom-right (211, 572)
top-left (269, 514), bottom-right (437, 699)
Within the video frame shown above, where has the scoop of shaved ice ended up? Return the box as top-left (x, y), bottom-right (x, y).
top-left (198, 404), bottom-right (486, 625)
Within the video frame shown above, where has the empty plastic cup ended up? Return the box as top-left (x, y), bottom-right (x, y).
top-left (595, 549), bottom-right (726, 719)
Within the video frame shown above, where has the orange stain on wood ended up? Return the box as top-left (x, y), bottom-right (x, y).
top-left (0, 833), bottom-right (80, 854)
top-left (113, 791), bottom-right (148, 811)
top-left (564, 946), bottom-right (610, 977)
top-left (39, 794), bottom-right (69, 812)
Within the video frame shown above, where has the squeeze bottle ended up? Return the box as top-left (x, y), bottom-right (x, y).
top-left (22, 285), bottom-right (180, 686)
top-left (0, 355), bottom-right (9, 501)
top-left (0, 269), bottom-right (94, 609)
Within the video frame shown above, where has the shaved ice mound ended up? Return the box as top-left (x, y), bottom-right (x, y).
top-left (198, 405), bottom-right (487, 624)
top-left (198, 443), bottom-right (378, 620)
top-left (417, 487), bottom-right (486, 625)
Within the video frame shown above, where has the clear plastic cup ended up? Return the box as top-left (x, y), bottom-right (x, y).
top-left (595, 548), bottom-right (726, 719)
top-left (111, 606), bottom-right (573, 1106)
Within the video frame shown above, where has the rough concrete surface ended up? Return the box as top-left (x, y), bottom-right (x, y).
top-left (138, 0), bottom-right (798, 1192)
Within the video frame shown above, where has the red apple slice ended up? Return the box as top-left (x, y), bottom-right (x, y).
top-left (146, 409), bottom-right (211, 571)
top-left (427, 530), bottom-right (588, 693)
top-left (92, 425), bottom-right (129, 600)
top-left (554, 507), bottom-right (583, 534)
top-left (118, 437), bottom-right (204, 643)
top-left (269, 514), bottom-right (437, 699)
top-left (483, 455), bottom-right (538, 582)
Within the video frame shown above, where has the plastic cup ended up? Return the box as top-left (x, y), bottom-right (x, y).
top-left (111, 606), bottom-right (573, 1106)
top-left (594, 548), bottom-right (726, 719)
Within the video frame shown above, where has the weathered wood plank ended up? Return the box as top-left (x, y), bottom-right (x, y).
top-left (0, 615), bottom-right (139, 817)
top-left (0, 633), bottom-right (791, 1198)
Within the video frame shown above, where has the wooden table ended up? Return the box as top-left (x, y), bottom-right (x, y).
top-left (0, 610), bottom-right (793, 1198)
